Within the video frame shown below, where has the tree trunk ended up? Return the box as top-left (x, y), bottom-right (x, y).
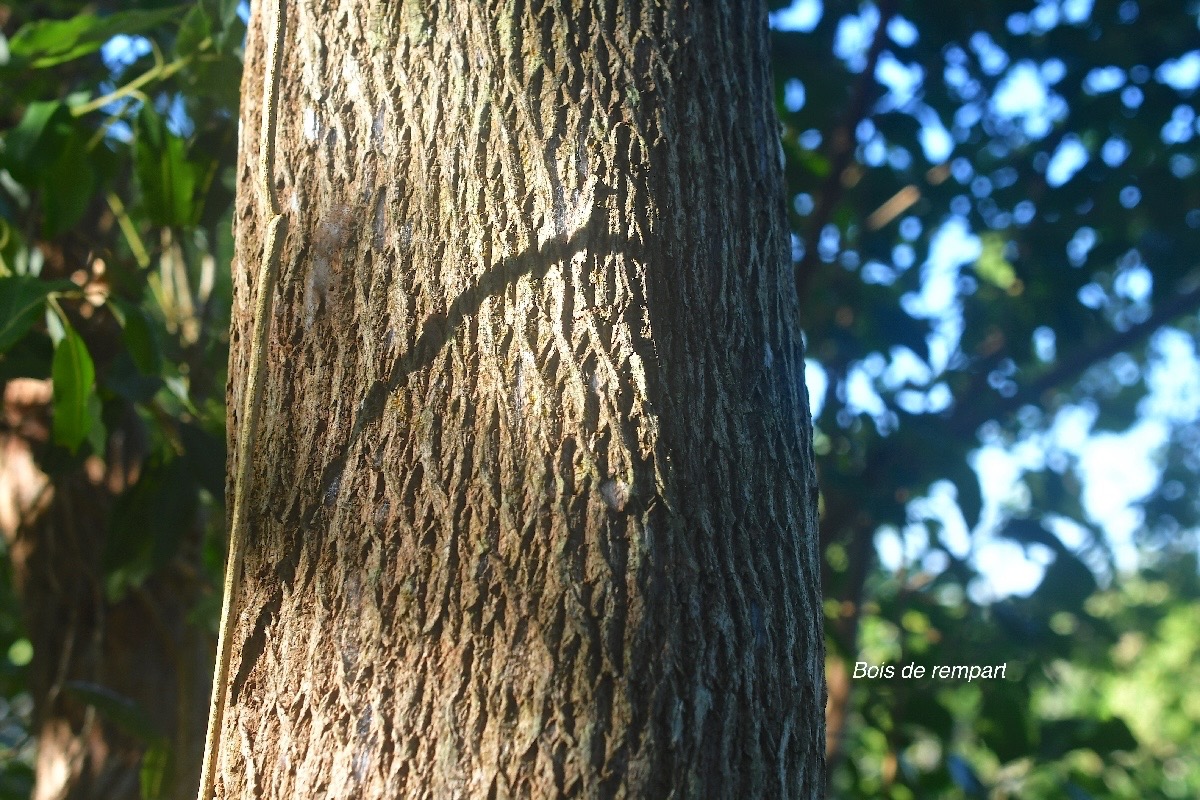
top-left (218, 1), bottom-right (824, 797)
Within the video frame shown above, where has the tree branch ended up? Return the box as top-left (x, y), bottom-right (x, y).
top-left (794, 0), bottom-right (898, 304)
top-left (948, 281), bottom-right (1200, 436)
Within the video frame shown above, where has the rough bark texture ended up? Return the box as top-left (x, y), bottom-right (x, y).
top-left (221, 1), bottom-right (824, 797)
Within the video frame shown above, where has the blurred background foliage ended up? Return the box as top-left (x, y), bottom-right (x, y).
top-left (0, 0), bottom-right (1196, 798)
top-left (768, 0), bottom-right (1200, 797)
top-left (0, 1), bottom-right (242, 796)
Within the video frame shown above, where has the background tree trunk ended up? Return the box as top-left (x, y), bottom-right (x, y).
top-left (2, 379), bottom-right (211, 800)
top-left (219, 1), bottom-right (824, 797)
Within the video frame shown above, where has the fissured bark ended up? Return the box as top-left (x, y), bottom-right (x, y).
top-left (219, 2), bottom-right (825, 797)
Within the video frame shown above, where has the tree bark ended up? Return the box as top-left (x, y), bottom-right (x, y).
top-left (219, 1), bottom-right (824, 797)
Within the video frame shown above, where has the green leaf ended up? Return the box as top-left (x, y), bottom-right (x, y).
top-left (3, 100), bottom-right (61, 157)
top-left (181, 47), bottom-right (243, 108)
top-left (2, 103), bottom-right (98, 234)
top-left (51, 322), bottom-right (96, 453)
top-left (44, 305), bottom-right (66, 344)
top-left (139, 740), bottom-right (171, 800)
top-left (86, 393), bottom-right (107, 457)
top-left (42, 130), bottom-right (96, 236)
top-left (110, 299), bottom-right (162, 375)
top-left (175, 1), bottom-right (243, 107)
top-left (976, 234), bottom-right (1018, 291)
top-left (0, 275), bottom-right (70, 354)
top-left (134, 106), bottom-right (204, 227)
top-left (0, 218), bottom-right (28, 276)
top-left (179, 0), bottom-right (243, 55)
top-left (0, 100), bottom-right (65, 183)
top-left (8, 7), bottom-right (184, 68)
top-left (208, 0), bottom-right (243, 29)
top-left (173, 5), bottom-right (213, 61)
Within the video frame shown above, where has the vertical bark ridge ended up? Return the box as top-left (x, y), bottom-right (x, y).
top-left (221, 1), bottom-right (824, 797)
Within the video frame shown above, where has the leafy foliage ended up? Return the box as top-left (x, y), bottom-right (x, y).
top-left (48, 315), bottom-right (96, 451)
top-left (769, 0), bottom-right (1200, 796)
top-left (7, 6), bottom-right (185, 69)
top-left (0, 1), bottom-right (243, 792)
